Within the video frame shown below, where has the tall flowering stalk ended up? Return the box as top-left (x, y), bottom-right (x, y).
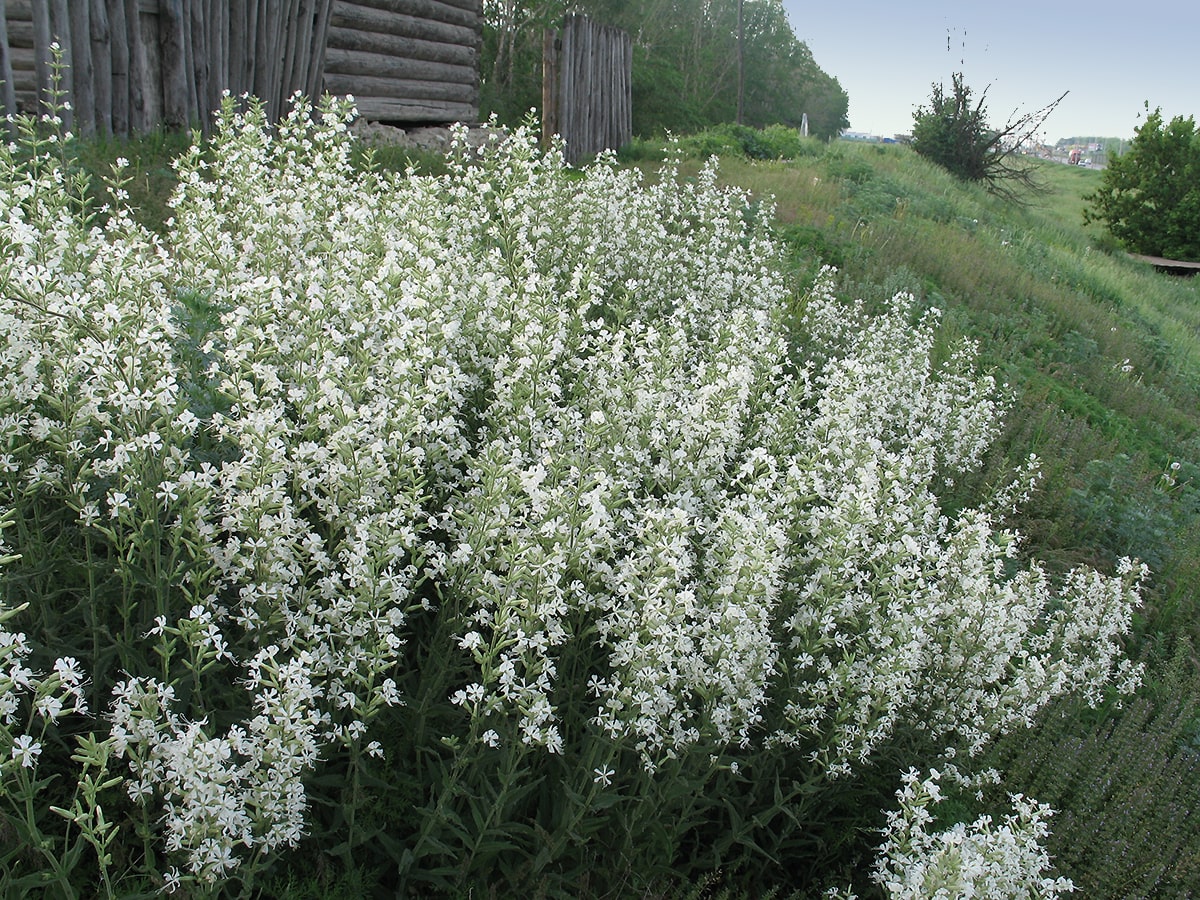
top-left (0, 95), bottom-right (1143, 894)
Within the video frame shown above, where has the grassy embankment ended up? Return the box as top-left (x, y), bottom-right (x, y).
top-left (69, 127), bottom-right (1200, 897)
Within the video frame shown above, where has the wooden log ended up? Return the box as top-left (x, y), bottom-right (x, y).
top-left (350, 94), bottom-right (475, 122)
top-left (251, 0), bottom-right (270, 110)
top-left (69, 0), bottom-right (95, 135)
top-left (6, 20), bottom-right (34, 47)
top-left (91, 0), bottom-right (112, 136)
top-left (212, 0), bottom-right (229, 102)
top-left (0, 11), bottom-right (17, 131)
top-left (124, 0), bottom-right (152, 131)
top-left (340, 0), bottom-right (479, 31)
top-left (540, 28), bottom-right (557, 148)
top-left (326, 24), bottom-right (475, 68)
top-left (306, 0), bottom-right (334, 99)
top-left (46, 0), bottom-right (73, 128)
top-left (227, 0), bottom-right (248, 94)
top-left (107, 0), bottom-right (129, 134)
top-left (329, 3), bottom-right (476, 47)
top-left (159, 0), bottom-right (189, 126)
top-left (11, 66), bottom-right (36, 93)
top-left (323, 46), bottom-right (475, 85)
top-left (323, 72), bottom-right (475, 103)
top-left (282, 0), bottom-right (313, 101)
top-left (28, 1), bottom-right (51, 114)
top-left (188, 0), bottom-right (207, 125)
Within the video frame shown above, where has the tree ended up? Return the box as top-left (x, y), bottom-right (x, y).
top-left (1083, 106), bottom-right (1200, 262)
top-left (912, 72), bottom-right (1065, 202)
top-left (480, 0), bottom-right (848, 140)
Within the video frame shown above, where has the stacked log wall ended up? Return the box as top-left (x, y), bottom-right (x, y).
top-left (0, 0), bottom-right (480, 135)
top-left (323, 0), bottom-right (480, 123)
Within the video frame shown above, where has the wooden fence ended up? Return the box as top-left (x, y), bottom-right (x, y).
top-left (0, 0), bottom-right (480, 137)
top-left (542, 14), bottom-right (630, 165)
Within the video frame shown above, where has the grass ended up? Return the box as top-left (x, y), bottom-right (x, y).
top-left (61, 124), bottom-right (1200, 897)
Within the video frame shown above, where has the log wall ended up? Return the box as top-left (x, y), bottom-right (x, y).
top-left (542, 14), bottom-right (630, 165)
top-left (323, 0), bottom-right (480, 123)
top-left (0, 0), bottom-right (481, 135)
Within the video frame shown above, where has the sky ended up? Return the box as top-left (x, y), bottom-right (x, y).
top-left (779, 1), bottom-right (1199, 144)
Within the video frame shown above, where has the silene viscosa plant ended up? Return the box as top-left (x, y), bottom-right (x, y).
top-left (1, 91), bottom-right (1142, 895)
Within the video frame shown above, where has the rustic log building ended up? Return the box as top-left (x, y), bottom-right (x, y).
top-left (0, 0), bottom-right (481, 137)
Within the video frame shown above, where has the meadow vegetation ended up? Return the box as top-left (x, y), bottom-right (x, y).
top-left (2, 106), bottom-right (1198, 900)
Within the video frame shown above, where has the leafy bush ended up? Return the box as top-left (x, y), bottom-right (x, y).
top-left (1, 96), bottom-right (1145, 896)
top-left (911, 72), bottom-right (1059, 202)
top-left (1083, 106), bottom-right (1200, 261)
top-left (672, 123), bottom-right (821, 161)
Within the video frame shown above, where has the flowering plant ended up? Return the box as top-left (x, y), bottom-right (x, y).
top-left (0, 94), bottom-right (1142, 895)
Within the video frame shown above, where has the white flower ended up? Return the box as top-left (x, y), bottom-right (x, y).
top-left (11, 734), bottom-right (42, 768)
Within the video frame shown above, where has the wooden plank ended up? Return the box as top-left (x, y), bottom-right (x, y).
top-left (323, 46), bottom-right (475, 84)
top-left (9, 0), bottom-right (34, 18)
top-left (1129, 253), bottom-right (1200, 272)
top-left (340, 0), bottom-right (479, 31)
top-left (326, 24), bottom-right (475, 67)
top-left (350, 94), bottom-right (475, 122)
top-left (323, 72), bottom-right (475, 102)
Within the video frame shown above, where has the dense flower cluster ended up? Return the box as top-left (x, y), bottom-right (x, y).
top-left (0, 96), bottom-right (1143, 890)
top-left (873, 768), bottom-right (1075, 898)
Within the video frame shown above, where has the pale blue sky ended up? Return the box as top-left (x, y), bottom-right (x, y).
top-left (779, 1), bottom-right (1198, 142)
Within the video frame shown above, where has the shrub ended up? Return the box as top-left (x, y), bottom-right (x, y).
top-left (1083, 106), bottom-right (1200, 261)
top-left (1, 95), bottom-right (1143, 896)
top-left (911, 72), bottom-right (1062, 202)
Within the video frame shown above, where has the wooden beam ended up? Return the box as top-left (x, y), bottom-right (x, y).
top-left (323, 46), bottom-right (475, 84)
top-left (350, 94), bottom-right (475, 122)
top-left (326, 24), bottom-right (475, 68)
top-left (330, 3), bottom-right (476, 46)
top-left (324, 72), bottom-right (475, 102)
top-left (339, 0), bottom-right (479, 31)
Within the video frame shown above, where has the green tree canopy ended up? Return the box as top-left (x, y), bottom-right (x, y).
top-left (481, 0), bottom-right (848, 140)
top-left (1083, 107), bottom-right (1200, 262)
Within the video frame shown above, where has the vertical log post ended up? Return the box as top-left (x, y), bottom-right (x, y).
top-left (160, 0), bottom-right (190, 128)
top-left (0, 9), bottom-right (17, 136)
top-left (108, 0), bottom-right (130, 135)
top-left (541, 27), bottom-right (559, 151)
top-left (69, 0), bottom-right (96, 136)
top-left (91, 0), bottom-right (113, 136)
